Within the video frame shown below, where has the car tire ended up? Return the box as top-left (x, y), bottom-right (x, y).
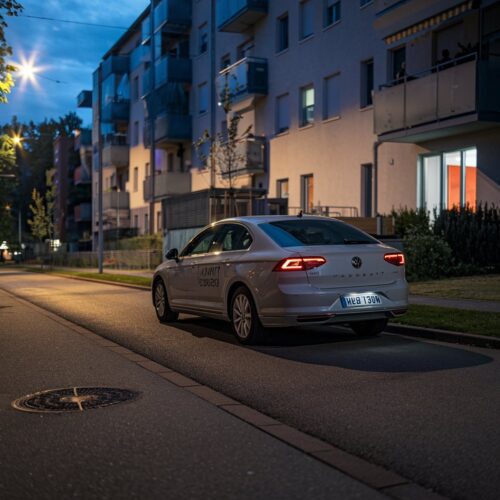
top-left (350, 318), bottom-right (388, 337)
top-left (230, 286), bottom-right (265, 345)
top-left (153, 278), bottom-right (179, 323)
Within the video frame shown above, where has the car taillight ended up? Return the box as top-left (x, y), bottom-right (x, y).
top-left (273, 257), bottom-right (326, 272)
top-left (384, 253), bottom-right (405, 266)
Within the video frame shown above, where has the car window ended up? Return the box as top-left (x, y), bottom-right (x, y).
top-left (259, 219), bottom-right (378, 247)
top-left (215, 224), bottom-right (253, 252)
top-left (181, 227), bottom-right (218, 256)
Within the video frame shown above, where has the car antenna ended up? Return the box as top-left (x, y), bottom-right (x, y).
top-left (298, 210), bottom-right (303, 218)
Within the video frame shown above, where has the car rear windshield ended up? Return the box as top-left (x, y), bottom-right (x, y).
top-left (259, 219), bottom-right (378, 247)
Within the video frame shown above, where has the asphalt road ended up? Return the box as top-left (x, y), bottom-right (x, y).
top-left (1, 269), bottom-right (499, 500)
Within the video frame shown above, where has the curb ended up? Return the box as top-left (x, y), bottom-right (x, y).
top-left (2, 287), bottom-right (447, 500)
top-left (386, 323), bottom-right (500, 349)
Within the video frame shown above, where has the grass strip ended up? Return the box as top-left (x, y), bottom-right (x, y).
top-left (390, 304), bottom-right (500, 338)
top-left (409, 275), bottom-right (500, 302)
top-left (24, 267), bottom-right (152, 288)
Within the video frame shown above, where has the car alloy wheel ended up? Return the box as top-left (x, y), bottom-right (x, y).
top-left (230, 286), bottom-right (265, 345)
top-left (153, 279), bottom-right (178, 323)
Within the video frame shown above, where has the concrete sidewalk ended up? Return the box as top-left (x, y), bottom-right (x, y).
top-left (0, 287), bottom-right (386, 500)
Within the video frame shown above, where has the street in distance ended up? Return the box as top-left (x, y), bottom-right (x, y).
top-left (152, 216), bottom-right (408, 344)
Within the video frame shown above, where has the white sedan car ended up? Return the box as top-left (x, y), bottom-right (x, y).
top-left (152, 216), bottom-right (408, 344)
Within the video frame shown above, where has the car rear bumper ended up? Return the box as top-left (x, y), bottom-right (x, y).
top-left (256, 280), bottom-right (408, 328)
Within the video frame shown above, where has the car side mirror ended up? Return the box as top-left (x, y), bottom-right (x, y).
top-left (166, 248), bottom-right (179, 262)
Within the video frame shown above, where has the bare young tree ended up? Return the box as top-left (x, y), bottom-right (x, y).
top-left (28, 172), bottom-right (55, 243)
top-left (194, 74), bottom-right (252, 217)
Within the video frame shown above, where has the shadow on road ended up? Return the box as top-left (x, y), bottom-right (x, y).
top-left (169, 317), bottom-right (493, 373)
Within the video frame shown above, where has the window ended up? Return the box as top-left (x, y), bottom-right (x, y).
top-left (300, 0), bottom-right (314, 40)
top-left (220, 53), bottom-right (231, 70)
top-left (325, 0), bottom-right (341, 27)
top-left (133, 167), bottom-right (138, 192)
top-left (360, 59), bottom-right (374, 108)
top-left (277, 13), bottom-right (289, 52)
top-left (133, 121), bottom-right (140, 145)
top-left (198, 82), bottom-right (208, 114)
top-left (157, 210), bottom-right (162, 231)
top-left (300, 85), bottom-right (315, 126)
top-left (276, 93), bottom-right (290, 133)
top-left (259, 219), bottom-right (377, 247)
top-left (181, 227), bottom-right (218, 256)
top-left (360, 164), bottom-right (373, 217)
top-left (134, 214), bottom-right (139, 228)
top-left (418, 148), bottom-right (477, 214)
top-left (277, 178), bottom-right (289, 198)
top-left (391, 46), bottom-right (406, 81)
top-left (145, 162), bottom-right (150, 177)
top-left (301, 174), bottom-right (314, 212)
top-left (132, 76), bottom-right (139, 101)
top-left (216, 224), bottom-right (253, 252)
top-left (144, 213), bottom-right (149, 234)
top-left (167, 153), bottom-right (174, 172)
top-left (323, 73), bottom-right (340, 119)
top-left (199, 23), bottom-right (208, 54)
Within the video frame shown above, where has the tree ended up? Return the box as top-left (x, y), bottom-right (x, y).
top-left (194, 75), bottom-right (252, 217)
top-left (0, 1), bottom-right (23, 103)
top-left (0, 133), bottom-right (17, 243)
top-left (28, 171), bottom-right (55, 242)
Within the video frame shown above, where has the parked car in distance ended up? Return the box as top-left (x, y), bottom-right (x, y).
top-left (152, 216), bottom-right (408, 344)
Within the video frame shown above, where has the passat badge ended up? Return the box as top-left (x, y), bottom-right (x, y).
top-left (351, 256), bottom-right (362, 269)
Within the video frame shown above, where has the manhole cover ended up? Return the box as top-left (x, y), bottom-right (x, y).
top-left (12, 387), bottom-right (140, 413)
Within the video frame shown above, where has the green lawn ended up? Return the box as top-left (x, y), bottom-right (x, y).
top-left (25, 267), bottom-right (152, 288)
top-left (390, 304), bottom-right (500, 338)
top-left (409, 275), bottom-right (500, 302)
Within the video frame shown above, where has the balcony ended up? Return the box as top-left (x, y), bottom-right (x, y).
top-left (220, 136), bottom-right (266, 178)
top-left (101, 55), bottom-right (129, 79)
top-left (154, 0), bottom-right (191, 33)
top-left (101, 99), bottom-right (130, 123)
top-left (217, 57), bottom-right (268, 106)
top-left (102, 134), bottom-right (129, 168)
top-left (155, 56), bottom-right (191, 86)
top-left (74, 166), bottom-right (91, 185)
top-left (141, 15), bottom-right (151, 44)
top-left (77, 90), bottom-right (92, 108)
top-left (217, 0), bottom-right (268, 33)
top-left (144, 112), bottom-right (192, 146)
top-left (373, 55), bottom-right (500, 143)
top-left (103, 191), bottom-right (130, 211)
top-left (130, 44), bottom-right (151, 71)
top-left (74, 203), bottom-right (92, 222)
top-left (143, 171), bottom-right (190, 201)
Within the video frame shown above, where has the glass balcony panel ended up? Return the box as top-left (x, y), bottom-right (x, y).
top-left (220, 137), bottom-right (266, 178)
top-left (103, 191), bottom-right (130, 210)
top-left (143, 171), bottom-right (190, 200)
top-left (142, 15), bottom-right (151, 44)
top-left (217, 0), bottom-right (268, 32)
top-left (154, 0), bottom-right (191, 33)
top-left (217, 57), bottom-right (267, 103)
top-left (155, 57), bottom-right (192, 87)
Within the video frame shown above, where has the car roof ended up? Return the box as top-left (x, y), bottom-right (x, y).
top-left (214, 215), bottom-right (341, 226)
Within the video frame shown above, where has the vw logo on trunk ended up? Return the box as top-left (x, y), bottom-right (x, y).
top-left (351, 256), bottom-right (362, 269)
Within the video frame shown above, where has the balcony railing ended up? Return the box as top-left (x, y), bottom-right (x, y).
top-left (143, 171), bottom-right (191, 201)
top-left (130, 44), bottom-right (150, 71)
top-left (77, 90), bottom-right (92, 108)
top-left (144, 112), bottom-right (192, 146)
top-left (374, 54), bottom-right (490, 140)
top-left (154, 0), bottom-right (191, 33)
top-left (155, 56), bottom-right (192, 87)
top-left (103, 191), bottom-right (130, 211)
top-left (217, 57), bottom-right (268, 104)
top-left (101, 98), bottom-right (130, 123)
top-left (219, 136), bottom-right (266, 179)
top-left (102, 134), bottom-right (129, 167)
top-left (217, 0), bottom-right (268, 32)
top-left (74, 166), bottom-right (91, 185)
top-left (74, 203), bottom-right (92, 222)
top-left (141, 15), bottom-right (151, 44)
top-left (101, 55), bottom-right (129, 80)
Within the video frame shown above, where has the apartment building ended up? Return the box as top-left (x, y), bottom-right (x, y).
top-left (81, 0), bottom-right (500, 249)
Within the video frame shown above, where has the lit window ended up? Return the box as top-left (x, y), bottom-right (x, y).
top-left (300, 85), bottom-right (315, 126)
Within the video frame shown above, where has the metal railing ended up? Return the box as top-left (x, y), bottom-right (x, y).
top-left (288, 206), bottom-right (359, 217)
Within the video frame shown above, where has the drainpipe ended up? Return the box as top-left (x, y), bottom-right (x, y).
top-left (373, 140), bottom-right (383, 235)
top-left (149, 1), bottom-right (156, 235)
top-left (209, 0), bottom-right (217, 221)
top-left (97, 63), bottom-right (104, 273)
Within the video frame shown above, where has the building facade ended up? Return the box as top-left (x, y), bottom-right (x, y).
top-left (81, 0), bottom-right (500, 250)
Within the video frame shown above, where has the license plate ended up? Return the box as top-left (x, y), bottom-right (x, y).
top-left (340, 293), bottom-right (382, 308)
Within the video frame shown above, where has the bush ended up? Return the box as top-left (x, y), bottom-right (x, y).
top-left (391, 207), bottom-right (430, 238)
top-left (433, 204), bottom-right (500, 273)
top-left (403, 229), bottom-right (454, 281)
